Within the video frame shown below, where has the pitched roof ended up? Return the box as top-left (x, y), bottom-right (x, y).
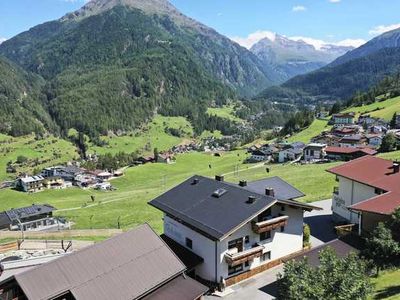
top-left (149, 176), bottom-right (277, 240)
top-left (5, 224), bottom-right (191, 300)
top-left (19, 175), bottom-right (44, 183)
top-left (0, 204), bottom-right (56, 227)
top-left (325, 146), bottom-right (377, 156)
top-left (149, 176), bottom-right (320, 240)
top-left (243, 177), bottom-right (304, 201)
top-left (328, 156), bottom-right (400, 215)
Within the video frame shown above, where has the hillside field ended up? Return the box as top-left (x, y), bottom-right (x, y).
top-left (0, 149), bottom-right (339, 232)
top-left (370, 269), bottom-right (400, 300)
top-left (207, 105), bottom-right (243, 123)
top-left (344, 96), bottom-right (400, 120)
top-left (286, 119), bottom-right (330, 143)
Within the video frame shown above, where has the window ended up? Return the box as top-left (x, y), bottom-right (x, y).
top-left (375, 188), bottom-right (385, 195)
top-left (228, 264), bottom-right (243, 275)
top-left (280, 226), bottom-right (285, 232)
top-left (261, 251), bottom-right (271, 262)
top-left (245, 261), bottom-right (249, 267)
top-left (185, 238), bottom-right (192, 249)
top-left (281, 205), bottom-right (285, 212)
top-left (228, 238), bottom-right (243, 251)
top-left (260, 231), bottom-right (271, 241)
top-left (244, 236), bottom-right (250, 244)
top-left (258, 208), bottom-right (272, 222)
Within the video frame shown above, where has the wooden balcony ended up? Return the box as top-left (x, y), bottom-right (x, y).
top-left (252, 216), bottom-right (289, 234)
top-left (224, 245), bottom-right (264, 267)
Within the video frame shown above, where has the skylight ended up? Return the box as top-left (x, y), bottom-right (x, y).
top-left (212, 188), bottom-right (227, 198)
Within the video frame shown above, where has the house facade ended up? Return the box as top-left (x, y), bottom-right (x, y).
top-left (331, 113), bottom-right (355, 125)
top-left (15, 176), bottom-right (45, 193)
top-left (303, 143), bottom-right (327, 161)
top-left (149, 175), bottom-right (320, 286)
top-left (328, 156), bottom-right (400, 234)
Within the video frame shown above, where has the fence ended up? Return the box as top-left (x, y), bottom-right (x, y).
top-left (0, 229), bottom-right (123, 240)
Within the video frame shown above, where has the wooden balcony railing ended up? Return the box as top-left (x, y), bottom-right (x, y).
top-left (224, 245), bottom-right (264, 267)
top-left (252, 216), bottom-right (289, 234)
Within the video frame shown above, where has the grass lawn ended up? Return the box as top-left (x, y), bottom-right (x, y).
top-left (344, 96), bottom-right (400, 121)
top-left (0, 149), bottom-right (338, 232)
top-left (207, 105), bottom-right (243, 123)
top-left (286, 119), bottom-right (331, 144)
top-left (370, 269), bottom-right (400, 300)
top-left (0, 134), bottom-right (78, 181)
top-left (89, 115), bottom-right (194, 155)
top-left (378, 150), bottom-right (400, 161)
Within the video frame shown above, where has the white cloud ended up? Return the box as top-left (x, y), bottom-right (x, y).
top-left (369, 23), bottom-right (400, 35)
top-left (230, 30), bottom-right (276, 49)
top-left (329, 0), bottom-right (341, 3)
top-left (290, 36), bottom-right (327, 50)
top-left (0, 38), bottom-right (6, 45)
top-left (291, 36), bottom-right (366, 49)
top-left (292, 5), bottom-right (306, 12)
top-left (335, 38), bottom-right (366, 48)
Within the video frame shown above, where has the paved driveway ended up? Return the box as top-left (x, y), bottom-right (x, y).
top-left (304, 199), bottom-right (336, 247)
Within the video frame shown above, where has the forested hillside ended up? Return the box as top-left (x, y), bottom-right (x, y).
top-left (0, 0), bottom-right (280, 137)
top-left (0, 57), bottom-right (56, 136)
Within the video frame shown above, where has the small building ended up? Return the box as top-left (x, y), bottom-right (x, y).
top-left (94, 182), bottom-right (112, 191)
top-left (0, 224), bottom-right (208, 300)
top-left (277, 143), bottom-right (305, 163)
top-left (325, 146), bottom-right (377, 161)
top-left (366, 134), bottom-right (383, 147)
top-left (328, 156), bottom-right (400, 234)
top-left (303, 143), bottom-right (327, 162)
top-left (338, 135), bottom-right (364, 148)
top-left (331, 113), bottom-right (355, 126)
top-left (249, 149), bottom-right (270, 162)
top-left (97, 171), bottom-right (113, 181)
top-left (15, 176), bottom-right (45, 193)
top-left (43, 177), bottom-right (65, 190)
top-left (42, 166), bottom-right (83, 182)
top-left (158, 153), bottom-right (176, 164)
top-left (0, 204), bottom-right (66, 232)
top-left (370, 125), bottom-right (387, 134)
top-left (149, 175), bottom-right (320, 286)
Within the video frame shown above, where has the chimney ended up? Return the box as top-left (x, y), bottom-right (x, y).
top-left (239, 180), bottom-right (247, 187)
top-left (247, 196), bottom-right (256, 204)
top-left (192, 178), bottom-right (200, 185)
top-left (394, 163), bottom-right (400, 174)
top-left (215, 175), bottom-right (224, 182)
top-left (265, 188), bottom-right (275, 197)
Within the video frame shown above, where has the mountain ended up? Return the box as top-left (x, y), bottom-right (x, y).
top-left (257, 28), bottom-right (400, 104)
top-left (0, 0), bottom-right (279, 137)
top-left (250, 34), bottom-right (353, 81)
top-left (0, 56), bottom-right (56, 136)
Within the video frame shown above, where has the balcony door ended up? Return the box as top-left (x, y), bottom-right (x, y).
top-left (228, 238), bottom-right (243, 252)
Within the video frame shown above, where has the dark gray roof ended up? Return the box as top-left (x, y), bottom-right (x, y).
top-left (149, 176), bottom-right (277, 241)
top-left (244, 177), bottom-right (305, 201)
top-left (0, 205), bottom-right (56, 227)
top-left (4, 224), bottom-right (188, 300)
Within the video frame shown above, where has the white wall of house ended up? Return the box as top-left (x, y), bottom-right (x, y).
top-left (304, 148), bottom-right (325, 161)
top-left (163, 204), bottom-right (304, 283)
top-left (333, 176), bottom-right (377, 223)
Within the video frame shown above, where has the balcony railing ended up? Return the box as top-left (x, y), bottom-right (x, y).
top-left (224, 245), bottom-right (264, 266)
top-left (252, 215), bottom-right (289, 234)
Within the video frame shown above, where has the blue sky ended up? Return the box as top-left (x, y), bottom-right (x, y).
top-left (1, 0), bottom-right (400, 49)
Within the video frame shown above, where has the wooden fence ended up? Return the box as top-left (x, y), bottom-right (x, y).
top-left (0, 241), bottom-right (19, 253)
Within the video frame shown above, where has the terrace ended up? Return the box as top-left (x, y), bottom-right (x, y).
top-left (252, 216), bottom-right (289, 234)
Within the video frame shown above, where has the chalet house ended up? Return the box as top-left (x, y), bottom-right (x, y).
top-left (0, 204), bottom-right (67, 232)
top-left (43, 177), bottom-right (65, 190)
top-left (158, 152), bottom-right (176, 164)
top-left (338, 134), bottom-right (365, 148)
top-left (0, 224), bottom-right (208, 300)
top-left (370, 125), bottom-right (387, 134)
top-left (42, 166), bottom-right (83, 182)
top-left (366, 134), bottom-right (383, 147)
top-left (277, 142), bottom-right (305, 163)
top-left (325, 146), bottom-right (377, 161)
top-left (149, 175), bottom-right (320, 286)
top-left (249, 149), bottom-right (269, 162)
top-left (330, 113), bottom-right (355, 126)
top-left (15, 176), bottom-right (45, 193)
top-left (328, 156), bottom-right (400, 234)
top-left (303, 143), bottom-right (327, 161)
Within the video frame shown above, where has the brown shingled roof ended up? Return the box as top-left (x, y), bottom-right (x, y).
top-left (5, 224), bottom-right (194, 300)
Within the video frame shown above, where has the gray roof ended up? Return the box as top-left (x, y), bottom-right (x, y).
top-left (244, 177), bottom-right (305, 201)
top-left (0, 204), bottom-right (56, 228)
top-left (5, 224), bottom-right (189, 300)
top-left (149, 176), bottom-right (277, 240)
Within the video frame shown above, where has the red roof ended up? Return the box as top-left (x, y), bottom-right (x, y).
top-left (325, 146), bottom-right (377, 156)
top-left (328, 156), bottom-right (400, 215)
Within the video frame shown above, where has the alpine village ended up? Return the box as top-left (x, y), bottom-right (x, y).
top-left (0, 0), bottom-right (399, 299)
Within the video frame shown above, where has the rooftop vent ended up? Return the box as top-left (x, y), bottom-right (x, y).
top-left (215, 175), bottom-right (224, 182)
top-left (265, 188), bottom-right (275, 197)
top-left (246, 196), bottom-right (257, 204)
top-left (192, 178), bottom-right (200, 185)
top-left (212, 188), bottom-right (227, 198)
top-left (239, 180), bottom-right (247, 187)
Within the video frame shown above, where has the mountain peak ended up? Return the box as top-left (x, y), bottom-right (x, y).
top-left (62, 0), bottom-right (179, 21)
